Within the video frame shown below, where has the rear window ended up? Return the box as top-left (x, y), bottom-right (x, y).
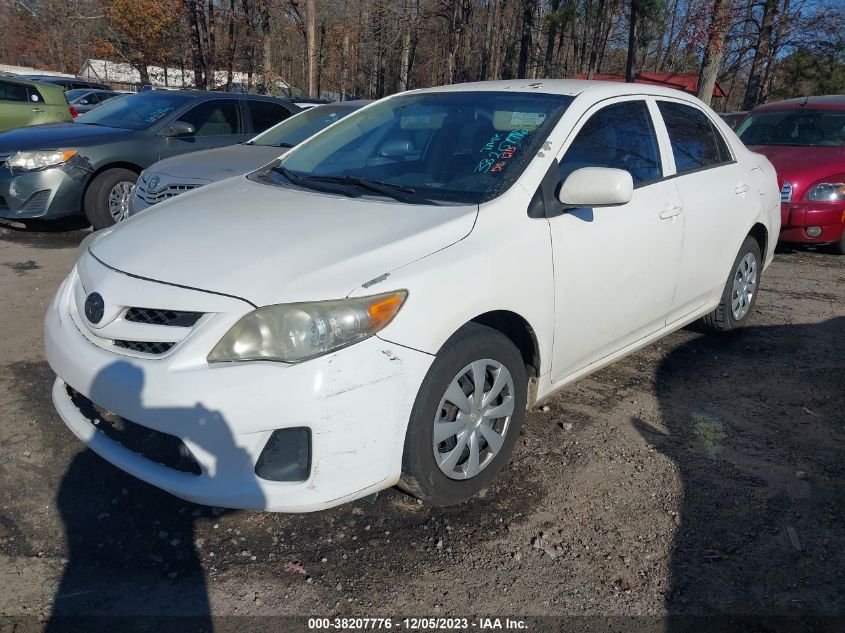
top-left (248, 100), bottom-right (293, 133)
top-left (738, 109), bottom-right (845, 147)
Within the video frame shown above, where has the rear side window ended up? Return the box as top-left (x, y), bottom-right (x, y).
top-left (658, 101), bottom-right (732, 174)
top-left (0, 81), bottom-right (29, 102)
top-left (26, 87), bottom-right (44, 103)
top-left (559, 100), bottom-right (663, 186)
top-left (248, 100), bottom-right (293, 133)
top-left (180, 99), bottom-right (242, 136)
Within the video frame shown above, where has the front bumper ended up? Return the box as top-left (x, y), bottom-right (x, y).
top-left (0, 164), bottom-right (89, 220)
top-left (779, 201), bottom-right (845, 244)
top-left (44, 263), bottom-right (434, 512)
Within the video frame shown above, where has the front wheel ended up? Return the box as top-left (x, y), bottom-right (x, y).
top-left (699, 235), bottom-right (762, 332)
top-left (84, 168), bottom-right (138, 229)
top-left (399, 323), bottom-right (527, 506)
top-left (833, 230), bottom-right (845, 256)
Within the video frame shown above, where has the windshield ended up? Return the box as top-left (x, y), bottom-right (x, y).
top-left (255, 91), bottom-right (573, 204)
top-left (65, 89), bottom-right (89, 101)
top-left (75, 92), bottom-right (192, 130)
top-left (251, 104), bottom-right (360, 148)
top-left (738, 109), bottom-right (845, 147)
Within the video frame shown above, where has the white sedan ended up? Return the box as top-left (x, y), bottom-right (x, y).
top-left (44, 80), bottom-right (780, 512)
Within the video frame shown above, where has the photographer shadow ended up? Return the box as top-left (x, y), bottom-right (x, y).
top-left (47, 361), bottom-right (265, 633)
top-left (635, 316), bottom-right (845, 627)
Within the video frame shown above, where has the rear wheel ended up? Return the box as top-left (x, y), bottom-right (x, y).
top-left (84, 168), bottom-right (138, 229)
top-left (699, 235), bottom-right (762, 332)
top-left (399, 323), bottom-right (527, 506)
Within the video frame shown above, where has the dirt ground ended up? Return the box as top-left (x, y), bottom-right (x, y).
top-left (0, 221), bottom-right (843, 632)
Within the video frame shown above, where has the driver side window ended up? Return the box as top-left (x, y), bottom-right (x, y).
top-left (179, 99), bottom-right (242, 137)
top-left (559, 100), bottom-right (662, 187)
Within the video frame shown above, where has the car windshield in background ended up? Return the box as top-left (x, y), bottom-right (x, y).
top-left (738, 109), bottom-right (845, 147)
top-left (251, 105), bottom-right (358, 148)
top-left (64, 89), bottom-right (89, 101)
top-left (75, 92), bottom-right (193, 130)
top-left (254, 91), bottom-right (573, 205)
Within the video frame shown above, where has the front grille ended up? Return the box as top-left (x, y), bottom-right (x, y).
top-left (68, 386), bottom-right (201, 475)
top-left (135, 175), bottom-right (202, 206)
top-left (780, 181), bottom-right (793, 203)
top-left (114, 340), bottom-right (175, 355)
top-left (21, 189), bottom-right (50, 214)
top-left (125, 307), bottom-right (203, 328)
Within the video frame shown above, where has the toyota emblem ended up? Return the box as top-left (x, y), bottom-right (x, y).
top-left (84, 292), bottom-right (105, 324)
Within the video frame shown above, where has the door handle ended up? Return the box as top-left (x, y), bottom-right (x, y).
top-left (735, 183), bottom-right (750, 194)
top-left (31, 108), bottom-right (44, 113)
top-left (659, 206), bottom-right (682, 220)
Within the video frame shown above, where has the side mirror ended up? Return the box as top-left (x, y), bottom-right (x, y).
top-left (160, 121), bottom-right (196, 137)
top-left (557, 167), bottom-right (633, 208)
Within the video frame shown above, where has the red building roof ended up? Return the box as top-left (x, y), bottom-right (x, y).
top-left (574, 72), bottom-right (726, 98)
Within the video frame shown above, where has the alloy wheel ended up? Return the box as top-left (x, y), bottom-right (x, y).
top-left (108, 180), bottom-right (134, 223)
top-left (432, 359), bottom-right (514, 480)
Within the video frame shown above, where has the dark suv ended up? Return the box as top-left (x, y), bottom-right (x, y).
top-left (0, 90), bottom-right (298, 228)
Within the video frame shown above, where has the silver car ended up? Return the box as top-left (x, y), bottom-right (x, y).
top-left (129, 100), bottom-right (370, 216)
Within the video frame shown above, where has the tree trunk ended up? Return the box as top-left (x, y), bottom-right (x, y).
top-left (696, 0), bottom-right (731, 106)
top-left (306, 0), bottom-right (318, 97)
top-left (625, 0), bottom-right (640, 82)
top-left (544, 0), bottom-right (561, 77)
top-left (187, 0), bottom-right (206, 89)
top-left (399, 0), bottom-right (419, 91)
top-left (517, 0), bottom-right (536, 78)
top-left (226, 0), bottom-right (236, 91)
top-left (742, 0), bottom-right (777, 110)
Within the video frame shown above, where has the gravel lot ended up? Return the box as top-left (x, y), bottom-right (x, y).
top-left (0, 222), bottom-right (843, 631)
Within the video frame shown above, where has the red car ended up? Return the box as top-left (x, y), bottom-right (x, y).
top-left (738, 95), bottom-right (845, 254)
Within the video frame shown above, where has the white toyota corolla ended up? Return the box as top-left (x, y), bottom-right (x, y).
top-left (45, 80), bottom-right (780, 512)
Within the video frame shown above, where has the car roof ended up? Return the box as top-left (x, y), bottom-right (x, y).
top-left (133, 89), bottom-right (296, 104)
top-left (750, 95), bottom-right (845, 113)
top-left (409, 78), bottom-right (706, 101)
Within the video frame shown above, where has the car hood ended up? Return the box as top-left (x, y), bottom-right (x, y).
top-left (748, 145), bottom-right (845, 199)
top-left (0, 122), bottom-right (132, 152)
top-left (90, 176), bottom-right (478, 306)
top-left (151, 144), bottom-right (286, 182)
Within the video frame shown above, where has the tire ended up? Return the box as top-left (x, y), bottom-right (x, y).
top-left (834, 230), bottom-right (845, 256)
top-left (399, 323), bottom-right (527, 506)
top-left (83, 168), bottom-right (138, 230)
top-left (699, 235), bottom-right (762, 332)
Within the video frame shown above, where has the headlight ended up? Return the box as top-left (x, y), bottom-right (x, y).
top-left (805, 182), bottom-right (845, 202)
top-left (8, 149), bottom-right (78, 171)
top-left (208, 290), bottom-right (408, 363)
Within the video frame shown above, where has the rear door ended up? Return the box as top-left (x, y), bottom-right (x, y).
top-left (654, 100), bottom-right (751, 323)
top-left (0, 80), bottom-right (36, 130)
top-left (548, 97), bottom-right (685, 381)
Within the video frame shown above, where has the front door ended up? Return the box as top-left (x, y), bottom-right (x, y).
top-left (156, 98), bottom-right (248, 161)
top-left (548, 97), bottom-right (684, 382)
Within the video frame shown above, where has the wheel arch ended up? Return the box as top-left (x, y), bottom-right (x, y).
top-left (81, 161), bottom-right (144, 213)
top-left (469, 310), bottom-right (541, 379)
top-left (748, 222), bottom-right (768, 260)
